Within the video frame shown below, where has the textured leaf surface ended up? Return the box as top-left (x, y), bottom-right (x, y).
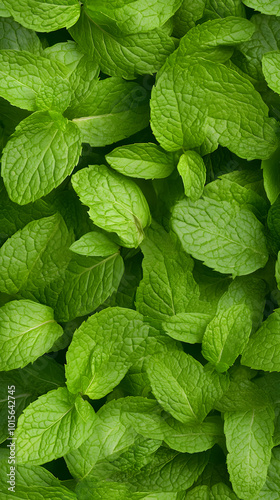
top-left (262, 146), bottom-right (280, 204)
top-left (2, 111), bottom-right (82, 205)
top-left (177, 151), bottom-right (206, 201)
top-left (72, 165), bottom-right (151, 247)
top-left (0, 214), bottom-right (72, 297)
top-left (263, 51), bottom-right (280, 95)
top-left (15, 387), bottom-right (95, 465)
top-left (162, 312), bottom-right (212, 344)
top-left (202, 304), bottom-right (252, 372)
top-left (70, 9), bottom-right (177, 79)
top-left (2, 0), bottom-right (81, 32)
top-left (70, 232), bottom-right (119, 257)
top-left (258, 447), bottom-right (280, 499)
top-left (151, 19), bottom-right (278, 159)
top-left (0, 300), bottom-right (63, 370)
top-left (136, 222), bottom-right (199, 320)
top-left (66, 307), bottom-right (150, 398)
top-left (242, 0), bottom-right (280, 16)
top-left (69, 77), bottom-right (150, 146)
top-left (0, 49), bottom-right (66, 111)
top-left (241, 308), bottom-right (280, 371)
top-left (0, 18), bottom-right (42, 53)
top-left (164, 416), bottom-right (224, 453)
top-left (0, 484), bottom-right (77, 500)
top-left (106, 143), bottom-right (175, 179)
top-left (171, 197), bottom-right (268, 276)
top-left (146, 350), bottom-right (228, 423)
top-left (224, 407), bottom-right (274, 499)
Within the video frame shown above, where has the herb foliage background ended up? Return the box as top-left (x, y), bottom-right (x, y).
top-left (0, 0), bottom-right (280, 499)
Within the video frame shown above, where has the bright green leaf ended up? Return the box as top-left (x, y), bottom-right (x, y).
top-left (70, 231), bottom-right (119, 257)
top-left (177, 151), bottom-right (206, 201)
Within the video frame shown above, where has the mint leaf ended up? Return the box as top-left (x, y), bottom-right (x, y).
top-left (68, 78), bottom-right (150, 146)
top-left (136, 222), bottom-right (199, 320)
top-left (177, 151), bottom-right (206, 201)
top-left (203, 0), bottom-right (246, 20)
top-left (106, 143), bottom-right (175, 179)
top-left (70, 231), bottom-right (119, 257)
top-left (72, 165), bottom-right (151, 248)
top-left (162, 312), bottom-right (213, 344)
top-left (259, 447), bottom-right (280, 499)
top-left (0, 213), bottom-right (72, 297)
top-left (2, 111), bottom-right (82, 204)
top-left (224, 406), bottom-right (274, 499)
top-left (262, 145), bottom-right (280, 204)
top-left (241, 308), bottom-right (280, 371)
top-left (0, 18), bottom-right (42, 53)
top-left (0, 299), bottom-right (63, 370)
top-left (171, 197), bottom-right (268, 276)
top-left (263, 51), bottom-right (280, 95)
top-left (66, 307), bottom-right (149, 398)
top-left (2, 0), bottom-right (81, 32)
top-left (0, 49), bottom-right (66, 111)
top-left (0, 1), bottom-right (10, 16)
top-left (15, 387), bottom-right (95, 465)
top-left (164, 416), bottom-right (224, 453)
top-left (69, 9), bottom-right (177, 79)
top-left (0, 484), bottom-right (77, 500)
top-left (242, 0), bottom-right (280, 16)
top-left (151, 18), bottom-right (278, 158)
top-left (202, 304), bottom-right (252, 372)
top-left (146, 351), bottom-right (228, 423)
top-left (173, 0), bottom-right (205, 37)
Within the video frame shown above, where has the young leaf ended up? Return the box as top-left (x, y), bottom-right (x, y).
top-left (68, 78), bottom-right (150, 147)
top-left (162, 312), bottom-right (213, 344)
top-left (72, 165), bottom-right (151, 248)
top-left (106, 143), bottom-right (176, 179)
top-left (0, 300), bottom-right (63, 371)
top-left (263, 51), bottom-right (280, 95)
top-left (15, 387), bottom-right (95, 465)
top-left (171, 197), bottom-right (268, 276)
top-left (0, 49), bottom-right (67, 111)
top-left (177, 151), bottom-right (206, 201)
top-left (262, 145), bottom-right (280, 204)
top-left (242, 0), bottom-right (280, 16)
top-left (2, 111), bottom-right (82, 205)
top-left (172, 0), bottom-right (205, 37)
top-left (70, 231), bottom-right (119, 257)
top-left (0, 214), bottom-right (72, 297)
top-left (69, 9), bottom-right (177, 79)
top-left (2, 0), bottom-right (81, 32)
top-left (146, 350), bottom-right (228, 423)
top-left (258, 447), bottom-right (280, 499)
top-left (203, 0), bottom-right (246, 20)
top-left (135, 222), bottom-right (200, 320)
top-left (224, 406), bottom-right (274, 499)
top-left (66, 307), bottom-right (150, 399)
top-left (202, 304), bottom-right (252, 372)
top-left (241, 308), bottom-right (280, 371)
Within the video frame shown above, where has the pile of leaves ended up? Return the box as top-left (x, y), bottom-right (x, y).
top-left (1, 0), bottom-right (280, 499)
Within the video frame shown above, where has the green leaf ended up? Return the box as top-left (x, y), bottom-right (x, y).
top-left (0, 214), bottom-right (72, 297)
top-left (146, 350), bottom-right (228, 423)
top-left (135, 222), bottom-right (200, 320)
top-left (70, 231), bottom-right (119, 257)
top-left (69, 9), bottom-right (177, 79)
top-left (0, 49), bottom-right (67, 111)
top-left (2, 0), bottom-right (81, 32)
top-left (0, 484), bottom-right (77, 500)
top-left (171, 197), bottom-right (268, 276)
top-left (162, 312), bottom-right (213, 344)
top-left (262, 145), bottom-right (280, 204)
top-left (164, 416), bottom-right (224, 453)
top-left (263, 51), bottom-right (280, 95)
top-left (68, 78), bottom-right (149, 146)
top-left (214, 379), bottom-right (269, 412)
top-left (2, 111), bottom-right (81, 205)
top-left (177, 151), bottom-right (206, 201)
top-left (0, 1), bottom-right (10, 16)
top-left (106, 143), bottom-right (175, 179)
top-left (117, 397), bottom-right (167, 441)
top-left (203, 0), bottom-right (245, 21)
top-left (44, 251), bottom-right (124, 322)
top-left (241, 308), bottom-right (280, 371)
top-left (202, 304), bottom-right (252, 372)
top-left (172, 0), bottom-right (206, 38)
top-left (72, 165), bottom-right (151, 248)
top-left (151, 18), bottom-right (279, 159)
top-left (0, 18), bottom-right (42, 53)
top-left (242, 0), bottom-right (280, 16)
top-left (84, 0), bottom-right (182, 35)
top-left (66, 307), bottom-right (150, 398)
top-left (238, 15), bottom-right (280, 80)
top-left (0, 299), bottom-right (63, 371)
top-left (258, 447), bottom-right (280, 499)
top-left (15, 387), bottom-right (95, 465)
top-left (224, 406), bottom-right (274, 499)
